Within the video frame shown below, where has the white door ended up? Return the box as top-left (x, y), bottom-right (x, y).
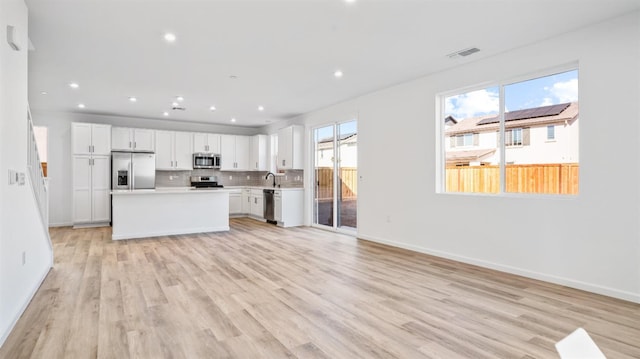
top-left (173, 132), bottom-right (193, 170)
top-left (111, 127), bottom-right (132, 151)
top-left (193, 133), bottom-right (208, 153)
top-left (277, 127), bottom-right (292, 169)
top-left (91, 124), bottom-right (112, 155)
top-left (229, 193), bottom-right (242, 214)
top-left (73, 155), bottom-right (92, 223)
top-left (155, 131), bottom-right (174, 169)
top-left (133, 129), bottom-right (155, 152)
top-left (207, 134), bottom-right (221, 154)
top-left (235, 136), bottom-right (250, 171)
top-left (242, 189), bottom-right (251, 214)
top-left (72, 123), bottom-right (92, 155)
top-left (220, 135), bottom-right (236, 170)
top-left (91, 156), bottom-right (111, 222)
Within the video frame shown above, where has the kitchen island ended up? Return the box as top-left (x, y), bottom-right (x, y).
top-left (111, 187), bottom-right (230, 240)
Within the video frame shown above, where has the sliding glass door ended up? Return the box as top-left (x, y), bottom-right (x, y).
top-left (313, 120), bottom-right (357, 231)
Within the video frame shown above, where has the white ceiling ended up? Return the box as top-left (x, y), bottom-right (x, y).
top-left (25, 0), bottom-right (640, 128)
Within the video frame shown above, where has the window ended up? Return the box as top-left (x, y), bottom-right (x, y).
top-left (441, 68), bottom-right (578, 195)
top-left (547, 125), bottom-right (555, 140)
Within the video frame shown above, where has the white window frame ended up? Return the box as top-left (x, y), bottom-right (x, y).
top-left (436, 62), bottom-right (579, 197)
top-left (547, 125), bottom-right (556, 141)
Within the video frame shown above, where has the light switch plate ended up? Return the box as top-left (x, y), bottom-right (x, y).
top-left (8, 170), bottom-right (17, 185)
top-left (18, 172), bottom-right (25, 185)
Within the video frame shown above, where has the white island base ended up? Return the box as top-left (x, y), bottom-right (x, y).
top-left (111, 189), bottom-right (230, 240)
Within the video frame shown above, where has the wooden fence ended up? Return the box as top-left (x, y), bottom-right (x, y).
top-left (315, 167), bottom-right (357, 200)
top-left (446, 163), bottom-right (579, 194)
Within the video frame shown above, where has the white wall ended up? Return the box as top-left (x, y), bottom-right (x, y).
top-left (31, 111), bottom-right (262, 226)
top-left (286, 12), bottom-right (640, 302)
top-left (0, 0), bottom-right (53, 346)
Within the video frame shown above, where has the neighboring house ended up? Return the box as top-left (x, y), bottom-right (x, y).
top-left (315, 133), bottom-right (357, 168)
top-left (444, 102), bottom-right (579, 166)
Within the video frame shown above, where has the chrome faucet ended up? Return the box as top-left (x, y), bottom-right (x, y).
top-left (265, 172), bottom-right (276, 187)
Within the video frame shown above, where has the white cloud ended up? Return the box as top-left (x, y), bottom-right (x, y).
top-left (446, 89), bottom-right (499, 119)
top-left (541, 78), bottom-right (578, 106)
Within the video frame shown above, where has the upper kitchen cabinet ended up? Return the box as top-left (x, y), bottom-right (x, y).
top-left (277, 125), bottom-right (303, 170)
top-left (72, 122), bottom-right (111, 155)
top-left (249, 134), bottom-right (268, 171)
top-left (112, 127), bottom-right (155, 152)
top-left (156, 130), bottom-right (193, 170)
top-left (220, 135), bottom-right (250, 171)
top-left (193, 132), bottom-right (221, 154)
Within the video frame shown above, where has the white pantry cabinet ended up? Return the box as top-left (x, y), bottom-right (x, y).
top-left (193, 132), bottom-right (221, 153)
top-left (249, 134), bottom-right (268, 171)
top-left (72, 122), bottom-right (111, 155)
top-left (72, 155), bottom-right (111, 225)
top-left (72, 122), bottom-right (112, 226)
top-left (220, 135), bottom-right (250, 170)
top-left (112, 127), bottom-right (155, 152)
top-left (277, 125), bottom-right (303, 170)
top-left (156, 131), bottom-right (193, 170)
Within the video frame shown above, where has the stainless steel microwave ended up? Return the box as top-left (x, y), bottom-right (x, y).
top-left (193, 153), bottom-right (221, 169)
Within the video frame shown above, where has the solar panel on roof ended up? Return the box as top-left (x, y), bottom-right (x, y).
top-left (477, 103), bottom-right (570, 125)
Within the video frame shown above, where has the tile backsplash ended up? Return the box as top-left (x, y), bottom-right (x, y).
top-left (156, 169), bottom-right (304, 188)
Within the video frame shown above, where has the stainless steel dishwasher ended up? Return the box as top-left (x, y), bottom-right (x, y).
top-left (263, 189), bottom-right (276, 224)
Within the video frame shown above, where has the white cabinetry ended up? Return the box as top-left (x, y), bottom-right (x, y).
top-left (72, 123), bottom-right (111, 155)
top-left (229, 189), bottom-right (243, 215)
top-left (156, 131), bottom-right (193, 170)
top-left (220, 135), bottom-right (249, 170)
top-left (249, 134), bottom-right (268, 171)
top-left (250, 189), bottom-right (264, 219)
top-left (111, 127), bottom-right (155, 152)
top-left (71, 122), bottom-right (111, 226)
top-left (274, 189), bottom-right (304, 227)
top-left (277, 125), bottom-right (303, 170)
top-left (193, 133), bottom-right (220, 153)
top-left (241, 188), bottom-right (251, 214)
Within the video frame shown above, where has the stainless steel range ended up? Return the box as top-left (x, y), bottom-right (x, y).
top-left (190, 176), bottom-right (224, 188)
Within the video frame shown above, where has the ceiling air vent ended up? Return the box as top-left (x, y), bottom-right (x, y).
top-left (172, 106), bottom-right (186, 111)
top-left (447, 47), bottom-right (480, 59)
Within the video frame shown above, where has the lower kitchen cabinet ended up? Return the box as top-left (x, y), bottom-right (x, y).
top-left (241, 189), bottom-right (251, 214)
top-left (73, 155), bottom-right (110, 226)
top-left (250, 189), bottom-right (264, 219)
top-left (274, 189), bottom-right (303, 227)
top-left (229, 189), bottom-right (243, 215)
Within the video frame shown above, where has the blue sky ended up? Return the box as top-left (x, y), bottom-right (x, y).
top-left (445, 69), bottom-right (578, 119)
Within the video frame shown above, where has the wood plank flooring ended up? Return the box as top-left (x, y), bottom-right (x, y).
top-left (2, 218), bottom-right (639, 358)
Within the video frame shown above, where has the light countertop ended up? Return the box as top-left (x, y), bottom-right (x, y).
top-left (111, 187), bottom-right (233, 195)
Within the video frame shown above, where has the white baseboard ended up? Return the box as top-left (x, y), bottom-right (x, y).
top-left (48, 221), bottom-right (73, 227)
top-left (357, 233), bottom-right (640, 304)
top-left (0, 265), bottom-right (52, 348)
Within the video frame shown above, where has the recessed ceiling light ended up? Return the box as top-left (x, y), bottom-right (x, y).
top-left (209, 106), bottom-right (216, 111)
top-left (258, 106), bottom-right (265, 111)
top-left (172, 102), bottom-right (179, 107)
top-left (77, 103), bottom-right (85, 109)
top-left (69, 82), bottom-right (79, 89)
top-left (230, 118), bottom-right (236, 123)
top-left (163, 111), bottom-right (169, 116)
top-left (176, 96), bottom-right (184, 102)
top-left (129, 97), bottom-right (137, 102)
top-left (345, 0), bottom-right (356, 3)
top-left (164, 33), bottom-right (176, 43)
top-left (229, 75), bottom-right (238, 79)
top-left (334, 70), bottom-right (343, 78)
top-left (40, 91), bottom-right (47, 95)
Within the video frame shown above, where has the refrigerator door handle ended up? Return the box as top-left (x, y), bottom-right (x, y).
top-left (130, 162), bottom-right (134, 190)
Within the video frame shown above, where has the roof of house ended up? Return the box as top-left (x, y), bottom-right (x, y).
top-left (446, 148), bottom-right (496, 163)
top-left (445, 102), bottom-right (579, 136)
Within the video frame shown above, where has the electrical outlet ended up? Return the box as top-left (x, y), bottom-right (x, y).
top-left (229, 175), bottom-right (233, 180)
top-left (285, 176), bottom-right (288, 180)
top-left (22, 251), bottom-right (26, 265)
top-left (247, 175), bottom-right (250, 180)
top-left (169, 175), bottom-right (173, 180)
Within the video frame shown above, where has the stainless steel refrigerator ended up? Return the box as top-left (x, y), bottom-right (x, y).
top-left (111, 151), bottom-right (156, 190)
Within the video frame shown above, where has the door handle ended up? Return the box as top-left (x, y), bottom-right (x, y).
top-left (129, 141), bottom-right (132, 149)
top-left (134, 141), bottom-right (137, 149)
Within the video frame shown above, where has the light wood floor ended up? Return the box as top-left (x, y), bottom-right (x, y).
top-left (2, 218), bottom-right (639, 358)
